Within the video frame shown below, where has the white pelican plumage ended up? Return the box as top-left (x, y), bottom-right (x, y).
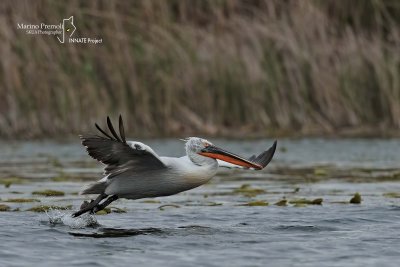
top-left (72, 116), bottom-right (277, 217)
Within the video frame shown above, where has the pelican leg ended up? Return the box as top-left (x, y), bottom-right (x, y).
top-left (72, 193), bottom-right (107, 217)
top-left (92, 195), bottom-right (119, 213)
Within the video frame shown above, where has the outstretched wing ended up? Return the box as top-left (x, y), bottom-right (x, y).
top-left (81, 115), bottom-right (167, 178)
top-left (218, 140), bottom-right (277, 170)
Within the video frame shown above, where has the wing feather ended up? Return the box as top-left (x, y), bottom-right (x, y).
top-left (107, 116), bottom-right (122, 142)
top-left (81, 116), bottom-right (166, 178)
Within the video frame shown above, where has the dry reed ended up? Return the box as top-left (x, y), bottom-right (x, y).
top-left (0, 0), bottom-right (399, 138)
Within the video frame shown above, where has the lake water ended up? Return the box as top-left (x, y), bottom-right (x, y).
top-left (0, 138), bottom-right (400, 267)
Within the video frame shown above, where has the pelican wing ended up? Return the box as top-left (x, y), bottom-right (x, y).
top-left (218, 140), bottom-right (277, 170)
top-left (81, 116), bottom-right (167, 178)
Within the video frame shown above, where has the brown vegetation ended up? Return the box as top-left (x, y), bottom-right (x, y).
top-left (0, 0), bottom-right (399, 138)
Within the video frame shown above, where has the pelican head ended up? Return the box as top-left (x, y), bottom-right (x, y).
top-left (184, 137), bottom-right (264, 169)
top-left (184, 137), bottom-right (214, 166)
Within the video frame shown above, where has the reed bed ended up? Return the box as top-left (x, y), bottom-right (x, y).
top-left (0, 0), bottom-right (399, 138)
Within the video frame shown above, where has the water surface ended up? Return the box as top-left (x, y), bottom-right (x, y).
top-left (0, 138), bottom-right (400, 267)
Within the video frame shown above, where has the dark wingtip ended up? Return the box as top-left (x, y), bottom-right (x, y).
top-left (95, 122), bottom-right (113, 140)
top-left (107, 116), bottom-right (122, 142)
top-left (119, 114), bottom-right (126, 143)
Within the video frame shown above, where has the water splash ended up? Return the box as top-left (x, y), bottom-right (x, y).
top-left (46, 209), bottom-right (99, 229)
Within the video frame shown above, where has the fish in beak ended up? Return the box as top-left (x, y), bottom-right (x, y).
top-left (198, 141), bottom-right (277, 170)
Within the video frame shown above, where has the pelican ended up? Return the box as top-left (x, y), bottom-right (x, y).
top-left (72, 116), bottom-right (277, 217)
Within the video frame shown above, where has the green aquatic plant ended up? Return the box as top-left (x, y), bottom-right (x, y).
top-left (206, 202), bottom-right (223, 206)
top-left (289, 198), bottom-right (323, 205)
top-left (0, 204), bottom-right (11, 211)
top-left (0, 177), bottom-right (28, 188)
top-left (311, 198), bottom-right (323, 205)
top-left (32, 189), bottom-right (65, 197)
top-left (274, 199), bottom-right (288, 206)
top-left (141, 199), bottom-right (161, 204)
top-left (313, 168), bottom-right (327, 176)
top-left (4, 198), bottom-right (40, 203)
top-left (26, 205), bottom-right (72, 212)
top-left (158, 204), bottom-right (180, 210)
top-left (110, 207), bottom-right (127, 213)
top-left (350, 193), bottom-right (362, 204)
top-left (95, 207), bottom-right (111, 215)
top-left (239, 200), bottom-right (269, 206)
